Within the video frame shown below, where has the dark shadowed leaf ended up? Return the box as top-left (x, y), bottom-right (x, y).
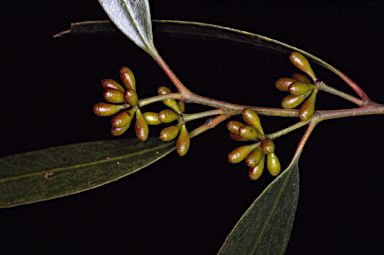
top-left (0, 138), bottom-right (175, 208)
top-left (54, 20), bottom-right (336, 73)
top-left (98, 0), bottom-right (155, 55)
top-left (217, 157), bottom-right (300, 255)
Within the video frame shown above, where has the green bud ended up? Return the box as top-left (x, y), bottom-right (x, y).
top-left (267, 152), bottom-right (281, 176)
top-left (242, 108), bottom-right (264, 135)
top-left (289, 52), bottom-right (317, 82)
top-left (288, 81), bottom-right (316, 96)
top-left (143, 112), bottom-right (162, 125)
top-left (176, 123), bottom-right (190, 156)
top-left (158, 86), bottom-right (182, 114)
top-left (158, 109), bottom-right (180, 123)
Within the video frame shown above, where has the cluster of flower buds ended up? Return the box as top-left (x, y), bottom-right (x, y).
top-left (154, 86), bottom-right (189, 156)
top-left (93, 69), bottom-right (190, 156)
top-left (93, 67), bottom-right (150, 140)
top-left (276, 52), bottom-right (320, 121)
top-left (227, 108), bottom-right (281, 180)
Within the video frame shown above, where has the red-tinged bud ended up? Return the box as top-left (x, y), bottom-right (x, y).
top-left (291, 72), bottom-right (311, 83)
top-left (102, 79), bottom-right (125, 93)
top-left (261, 138), bottom-right (275, 154)
top-left (135, 109), bottom-right (148, 141)
top-left (119, 66), bottom-right (136, 91)
top-left (103, 89), bottom-right (125, 103)
top-left (111, 107), bottom-right (136, 128)
top-left (245, 146), bottom-right (263, 168)
top-left (275, 78), bottom-right (296, 92)
top-left (249, 153), bottom-right (265, 180)
top-left (226, 121), bottom-right (245, 135)
top-left (229, 133), bottom-right (248, 141)
top-left (93, 103), bottom-right (124, 117)
top-left (111, 124), bottom-right (130, 136)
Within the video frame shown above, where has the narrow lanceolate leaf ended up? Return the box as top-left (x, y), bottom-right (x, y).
top-left (54, 20), bottom-right (342, 78)
top-left (98, 0), bottom-right (155, 55)
top-left (0, 138), bottom-right (175, 208)
top-left (218, 157), bottom-right (300, 255)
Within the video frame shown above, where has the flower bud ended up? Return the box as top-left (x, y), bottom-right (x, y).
top-left (242, 108), bottom-right (264, 135)
top-left (158, 86), bottom-right (182, 114)
top-left (158, 109), bottom-right (180, 123)
top-left (119, 66), bottom-right (136, 91)
top-left (275, 78), bottom-right (296, 92)
top-left (288, 81), bottom-right (316, 96)
top-left (159, 125), bottom-right (180, 142)
top-left (103, 89), bottom-right (125, 103)
top-left (239, 126), bottom-right (262, 141)
top-left (226, 121), bottom-right (245, 135)
top-left (289, 52), bottom-right (317, 82)
top-left (291, 72), bottom-right (311, 83)
top-left (124, 89), bottom-right (139, 106)
top-left (267, 152), bottom-right (281, 176)
top-left (249, 153), bottom-right (265, 181)
top-left (299, 89), bottom-right (318, 121)
top-left (111, 124), bottom-right (130, 136)
top-left (176, 123), bottom-right (190, 156)
top-left (229, 133), bottom-right (248, 141)
top-left (227, 143), bottom-right (259, 164)
top-left (135, 109), bottom-right (148, 141)
top-left (143, 112), bottom-right (162, 125)
top-left (93, 103), bottom-right (124, 117)
top-left (111, 107), bottom-right (136, 128)
top-left (261, 138), bottom-right (275, 154)
top-left (102, 79), bottom-right (125, 93)
top-left (245, 146), bottom-right (263, 168)
top-left (281, 91), bottom-right (312, 109)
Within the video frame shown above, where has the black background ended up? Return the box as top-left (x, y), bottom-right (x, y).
top-left (1, 1), bottom-right (384, 254)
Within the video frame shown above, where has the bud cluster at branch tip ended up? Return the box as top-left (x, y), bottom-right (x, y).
top-left (276, 52), bottom-right (320, 121)
top-left (227, 108), bottom-right (281, 180)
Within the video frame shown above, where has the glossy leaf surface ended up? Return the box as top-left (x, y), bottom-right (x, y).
top-left (98, 0), bottom-right (155, 54)
top-left (218, 157), bottom-right (300, 255)
top-left (0, 138), bottom-right (175, 208)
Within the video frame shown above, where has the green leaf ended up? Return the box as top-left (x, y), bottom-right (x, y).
top-left (98, 0), bottom-right (155, 55)
top-left (54, 20), bottom-right (335, 73)
top-left (217, 157), bottom-right (300, 255)
top-left (0, 138), bottom-right (175, 208)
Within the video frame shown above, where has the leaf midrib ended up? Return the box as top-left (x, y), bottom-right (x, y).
top-left (123, 0), bottom-right (153, 53)
top-left (0, 142), bottom-right (174, 183)
top-left (250, 161), bottom-right (297, 254)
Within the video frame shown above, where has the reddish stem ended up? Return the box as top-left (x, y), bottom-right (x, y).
top-left (152, 48), bottom-right (192, 95)
top-left (334, 69), bottom-right (370, 102)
